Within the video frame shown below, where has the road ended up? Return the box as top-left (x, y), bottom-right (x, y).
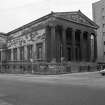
top-left (0, 72), bottom-right (105, 105)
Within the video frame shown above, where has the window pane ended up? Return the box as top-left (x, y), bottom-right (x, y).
top-left (27, 45), bottom-right (33, 60)
top-left (13, 48), bottom-right (17, 60)
top-left (36, 43), bottom-right (43, 59)
top-left (20, 46), bottom-right (24, 60)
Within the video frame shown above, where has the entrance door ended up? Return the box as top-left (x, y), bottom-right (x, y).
top-left (75, 47), bottom-right (80, 61)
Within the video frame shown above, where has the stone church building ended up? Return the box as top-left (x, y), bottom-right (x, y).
top-left (0, 10), bottom-right (99, 73)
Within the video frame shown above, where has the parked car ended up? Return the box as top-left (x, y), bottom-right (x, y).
top-left (99, 69), bottom-right (105, 76)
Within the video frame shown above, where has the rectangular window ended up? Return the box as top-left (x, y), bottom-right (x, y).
top-left (7, 49), bottom-right (11, 61)
top-left (67, 47), bottom-right (72, 61)
top-left (102, 16), bottom-right (105, 20)
top-left (104, 52), bottom-right (105, 55)
top-left (103, 32), bottom-right (105, 36)
top-left (102, 8), bottom-right (104, 13)
top-left (103, 24), bottom-right (105, 28)
top-left (20, 46), bottom-right (24, 60)
top-left (36, 43), bottom-right (43, 60)
top-left (13, 48), bottom-right (17, 61)
top-left (104, 41), bottom-right (105, 45)
top-left (27, 45), bottom-right (33, 60)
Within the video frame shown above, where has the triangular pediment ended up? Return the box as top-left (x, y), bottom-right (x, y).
top-left (53, 10), bottom-right (98, 29)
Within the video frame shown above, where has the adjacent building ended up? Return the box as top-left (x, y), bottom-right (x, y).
top-left (92, 0), bottom-right (105, 64)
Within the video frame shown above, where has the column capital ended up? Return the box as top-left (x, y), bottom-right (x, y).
top-left (48, 23), bottom-right (56, 28)
top-left (62, 26), bottom-right (67, 31)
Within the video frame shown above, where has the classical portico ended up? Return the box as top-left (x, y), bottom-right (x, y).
top-left (46, 24), bottom-right (97, 63)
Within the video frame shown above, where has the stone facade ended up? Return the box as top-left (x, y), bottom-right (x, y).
top-left (0, 10), bottom-right (98, 73)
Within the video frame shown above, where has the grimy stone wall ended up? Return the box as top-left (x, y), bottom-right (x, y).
top-left (0, 61), bottom-right (97, 74)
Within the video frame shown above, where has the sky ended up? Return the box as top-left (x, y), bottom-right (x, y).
top-left (0, 0), bottom-right (99, 33)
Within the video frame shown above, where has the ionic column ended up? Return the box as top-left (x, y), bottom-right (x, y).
top-left (94, 35), bottom-right (97, 61)
top-left (0, 50), bottom-right (1, 62)
top-left (17, 47), bottom-right (20, 61)
top-left (43, 41), bottom-right (46, 61)
top-left (62, 27), bottom-right (67, 61)
top-left (24, 45), bottom-right (27, 60)
top-left (33, 43), bottom-right (37, 60)
top-left (45, 26), bottom-right (51, 62)
top-left (50, 24), bottom-right (56, 62)
top-left (2, 50), bottom-right (6, 61)
top-left (1, 50), bottom-right (3, 62)
top-left (72, 29), bottom-right (76, 61)
top-left (80, 31), bottom-right (84, 61)
top-left (88, 33), bottom-right (91, 61)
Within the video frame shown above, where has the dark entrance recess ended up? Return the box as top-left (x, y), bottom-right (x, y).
top-left (67, 47), bottom-right (72, 61)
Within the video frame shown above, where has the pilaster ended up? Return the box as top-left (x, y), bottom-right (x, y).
top-left (94, 35), bottom-right (97, 61)
top-left (43, 41), bottom-right (46, 61)
top-left (33, 43), bottom-right (37, 60)
top-left (50, 24), bottom-right (56, 62)
top-left (24, 45), bottom-right (27, 61)
top-left (62, 26), bottom-right (67, 61)
top-left (11, 48), bottom-right (13, 61)
top-left (17, 47), bottom-right (20, 61)
top-left (88, 33), bottom-right (91, 61)
top-left (80, 31), bottom-right (84, 61)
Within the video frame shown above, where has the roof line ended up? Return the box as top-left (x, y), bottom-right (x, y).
top-left (54, 16), bottom-right (98, 29)
top-left (53, 10), bottom-right (78, 14)
top-left (7, 10), bottom-right (98, 35)
top-left (7, 12), bottom-right (53, 35)
top-left (78, 10), bottom-right (99, 28)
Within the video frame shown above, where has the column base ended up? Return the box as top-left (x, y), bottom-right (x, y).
top-left (51, 58), bottom-right (56, 63)
top-left (61, 57), bottom-right (65, 63)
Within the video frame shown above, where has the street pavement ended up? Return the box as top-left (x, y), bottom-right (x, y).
top-left (0, 72), bottom-right (105, 105)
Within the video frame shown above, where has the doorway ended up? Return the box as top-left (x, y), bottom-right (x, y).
top-left (67, 47), bottom-right (72, 61)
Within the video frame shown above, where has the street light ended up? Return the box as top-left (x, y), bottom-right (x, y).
top-left (30, 58), bottom-right (34, 74)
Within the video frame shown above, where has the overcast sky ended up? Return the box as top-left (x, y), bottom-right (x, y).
top-left (0, 0), bottom-right (99, 33)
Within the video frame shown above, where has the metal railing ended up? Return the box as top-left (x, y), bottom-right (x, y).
top-left (0, 61), bottom-right (97, 74)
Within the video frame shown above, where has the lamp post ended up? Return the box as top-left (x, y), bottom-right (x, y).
top-left (30, 58), bottom-right (34, 74)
